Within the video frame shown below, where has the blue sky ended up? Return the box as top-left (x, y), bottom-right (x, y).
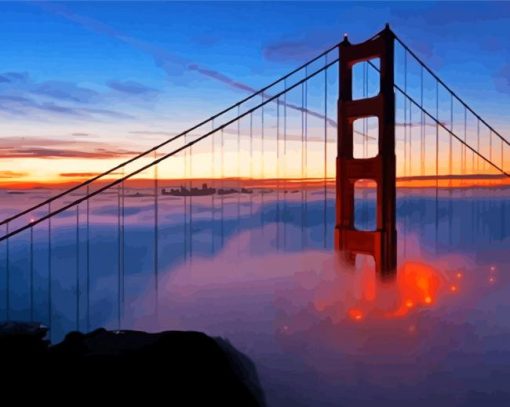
top-left (0, 1), bottom-right (509, 182)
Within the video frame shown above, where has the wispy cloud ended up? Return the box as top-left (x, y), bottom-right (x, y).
top-left (263, 40), bottom-right (319, 64)
top-left (494, 64), bottom-right (510, 94)
top-left (0, 147), bottom-right (135, 159)
top-left (32, 80), bottom-right (99, 103)
top-left (0, 93), bottom-right (134, 120)
top-left (129, 130), bottom-right (177, 136)
top-left (393, 3), bottom-right (510, 26)
top-left (38, 2), bottom-right (337, 127)
top-left (107, 80), bottom-right (158, 95)
top-left (59, 172), bottom-right (101, 177)
top-left (0, 170), bottom-right (29, 179)
top-left (0, 137), bottom-right (137, 159)
top-left (0, 68), bottom-right (155, 121)
top-left (187, 64), bottom-right (257, 93)
top-left (0, 72), bottom-right (30, 84)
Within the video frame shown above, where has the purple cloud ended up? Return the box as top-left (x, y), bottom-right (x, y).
top-left (494, 64), bottom-right (510, 94)
top-left (393, 3), bottom-right (510, 26)
top-left (32, 81), bottom-right (99, 103)
top-left (107, 80), bottom-right (158, 95)
top-left (0, 137), bottom-right (137, 159)
top-left (38, 3), bottom-right (338, 128)
top-left (263, 41), bottom-right (318, 64)
top-left (0, 72), bottom-right (30, 84)
top-left (0, 94), bottom-right (134, 120)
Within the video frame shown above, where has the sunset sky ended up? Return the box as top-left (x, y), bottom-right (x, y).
top-left (1, 1), bottom-right (509, 186)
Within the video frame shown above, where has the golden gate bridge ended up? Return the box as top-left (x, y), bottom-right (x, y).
top-left (1, 26), bottom-right (508, 339)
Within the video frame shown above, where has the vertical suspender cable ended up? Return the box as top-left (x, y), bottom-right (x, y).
top-left (404, 49), bottom-right (408, 178)
top-left (450, 95), bottom-right (454, 182)
top-left (221, 128), bottom-right (225, 247)
top-left (48, 202), bottom-right (52, 331)
top-left (117, 171), bottom-right (121, 329)
top-left (362, 62), bottom-right (368, 229)
top-left (363, 62), bottom-right (368, 158)
top-left (211, 121), bottom-right (215, 254)
top-left (301, 81), bottom-right (305, 248)
top-left (464, 107), bottom-right (467, 176)
top-left (283, 80), bottom-right (288, 249)
top-left (501, 137), bottom-right (504, 174)
top-left (86, 185), bottom-right (90, 331)
top-left (30, 223), bottom-right (34, 322)
top-left (189, 138), bottom-right (193, 260)
top-left (304, 69), bottom-right (308, 246)
top-left (323, 57), bottom-right (328, 248)
top-left (249, 113), bottom-right (254, 228)
top-left (120, 167), bottom-right (125, 318)
top-left (276, 96), bottom-right (280, 250)
top-left (435, 81), bottom-right (439, 251)
top-left (477, 119), bottom-right (480, 174)
top-left (237, 104), bottom-right (241, 254)
top-left (490, 130), bottom-right (493, 170)
top-left (76, 204), bottom-right (80, 330)
top-left (261, 94), bottom-right (265, 180)
top-left (409, 98), bottom-right (413, 176)
top-left (154, 149), bottom-right (159, 318)
top-left (183, 134), bottom-right (188, 261)
top-left (5, 223), bottom-right (8, 321)
top-left (261, 95), bottom-right (265, 231)
top-left (448, 95), bottom-right (453, 243)
top-left (421, 66), bottom-right (425, 176)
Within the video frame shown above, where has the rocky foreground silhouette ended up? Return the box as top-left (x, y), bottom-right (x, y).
top-left (0, 322), bottom-right (266, 405)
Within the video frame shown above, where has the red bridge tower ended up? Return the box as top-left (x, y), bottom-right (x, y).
top-left (335, 25), bottom-right (397, 278)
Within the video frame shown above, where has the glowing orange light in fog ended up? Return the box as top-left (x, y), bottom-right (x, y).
top-left (389, 261), bottom-right (444, 317)
top-left (456, 272), bottom-right (462, 279)
top-left (317, 261), bottom-right (450, 322)
top-left (348, 308), bottom-right (364, 321)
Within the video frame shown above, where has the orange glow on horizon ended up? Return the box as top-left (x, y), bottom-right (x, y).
top-left (2, 175), bottom-right (510, 191)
